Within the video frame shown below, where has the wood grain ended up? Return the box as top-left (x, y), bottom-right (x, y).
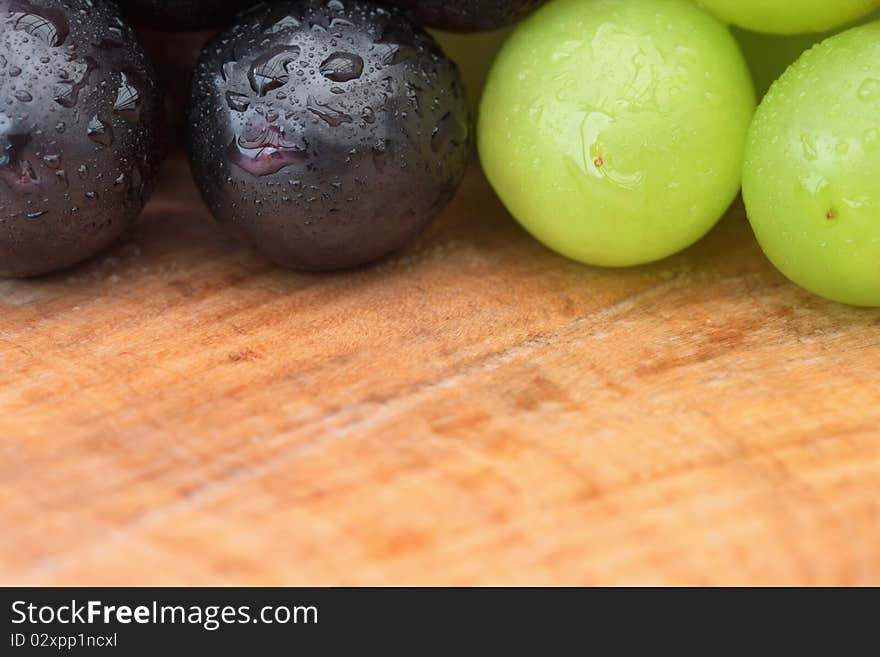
top-left (1, 156), bottom-right (879, 585)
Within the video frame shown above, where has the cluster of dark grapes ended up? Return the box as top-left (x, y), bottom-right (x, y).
top-left (0, 0), bottom-right (545, 276)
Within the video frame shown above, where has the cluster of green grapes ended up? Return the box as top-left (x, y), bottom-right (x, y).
top-left (458, 0), bottom-right (879, 307)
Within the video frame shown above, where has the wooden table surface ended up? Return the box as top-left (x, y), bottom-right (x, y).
top-left (1, 155), bottom-right (879, 586)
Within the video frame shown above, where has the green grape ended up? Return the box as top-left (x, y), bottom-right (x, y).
top-left (697, 0), bottom-right (879, 35)
top-left (743, 22), bottom-right (880, 307)
top-left (478, 0), bottom-right (755, 267)
top-left (432, 28), bottom-right (511, 115)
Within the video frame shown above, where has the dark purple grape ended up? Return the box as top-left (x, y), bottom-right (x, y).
top-left (113, 0), bottom-right (254, 31)
top-left (188, 0), bottom-right (470, 271)
top-left (384, 0), bottom-right (547, 32)
top-left (0, 0), bottom-right (162, 278)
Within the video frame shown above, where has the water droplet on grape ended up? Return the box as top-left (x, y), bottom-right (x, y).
top-left (225, 90), bottom-right (250, 112)
top-left (9, 1), bottom-right (70, 47)
top-left (41, 153), bottom-right (60, 168)
top-left (857, 78), bottom-right (879, 103)
top-left (227, 128), bottom-right (308, 177)
top-left (800, 133), bottom-right (818, 160)
top-left (113, 72), bottom-right (141, 124)
top-left (248, 46), bottom-right (301, 96)
top-left (372, 142), bottom-right (390, 172)
top-left (87, 115), bottom-right (113, 146)
top-left (54, 56), bottom-right (97, 108)
top-left (307, 95), bottom-right (352, 126)
top-left (319, 52), bottom-right (363, 82)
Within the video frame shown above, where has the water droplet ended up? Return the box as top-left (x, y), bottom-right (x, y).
top-left (26, 209), bottom-right (47, 219)
top-left (113, 72), bottom-right (141, 124)
top-left (248, 46), bottom-right (301, 96)
top-left (264, 14), bottom-right (302, 35)
top-left (842, 196), bottom-right (872, 210)
top-left (227, 126), bottom-right (308, 177)
top-left (801, 133), bottom-right (818, 161)
top-left (372, 142), bottom-right (390, 173)
top-left (225, 90), bottom-right (250, 112)
top-left (307, 95), bottom-right (352, 126)
top-left (10, 2), bottom-right (70, 47)
top-left (0, 133), bottom-right (41, 193)
top-left (87, 115), bottom-right (113, 146)
top-left (54, 56), bottom-right (97, 108)
top-left (576, 110), bottom-right (643, 190)
top-left (319, 52), bottom-right (363, 82)
top-left (858, 78), bottom-right (879, 103)
top-left (800, 171), bottom-right (828, 195)
top-left (14, 90), bottom-right (32, 103)
top-left (863, 128), bottom-right (879, 152)
top-left (378, 24), bottom-right (418, 65)
top-left (9, 66), bottom-right (22, 77)
top-left (41, 153), bottom-right (60, 169)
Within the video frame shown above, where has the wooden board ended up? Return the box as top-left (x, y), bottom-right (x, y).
top-left (1, 155), bottom-right (879, 586)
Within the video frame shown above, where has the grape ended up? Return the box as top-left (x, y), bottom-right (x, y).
top-left (189, 0), bottom-right (470, 271)
top-left (478, 0), bottom-right (755, 267)
top-left (697, 0), bottom-right (880, 35)
top-left (386, 0), bottom-right (546, 32)
top-left (742, 22), bottom-right (880, 307)
top-left (0, 0), bottom-right (162, 277)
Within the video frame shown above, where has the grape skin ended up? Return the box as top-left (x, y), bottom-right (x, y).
top-left (478, 0), bottom-right (755, 267)
top-left (386, 0), bottom-right (546, 32)
top-left (0, 0), bottom-right (161, 277)
top-left (697, 0), bottom-right (880, 35)
top-left (188, 0), bottom-right (470, 271)
top-left (743, 22), bottom-right (880, 307)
